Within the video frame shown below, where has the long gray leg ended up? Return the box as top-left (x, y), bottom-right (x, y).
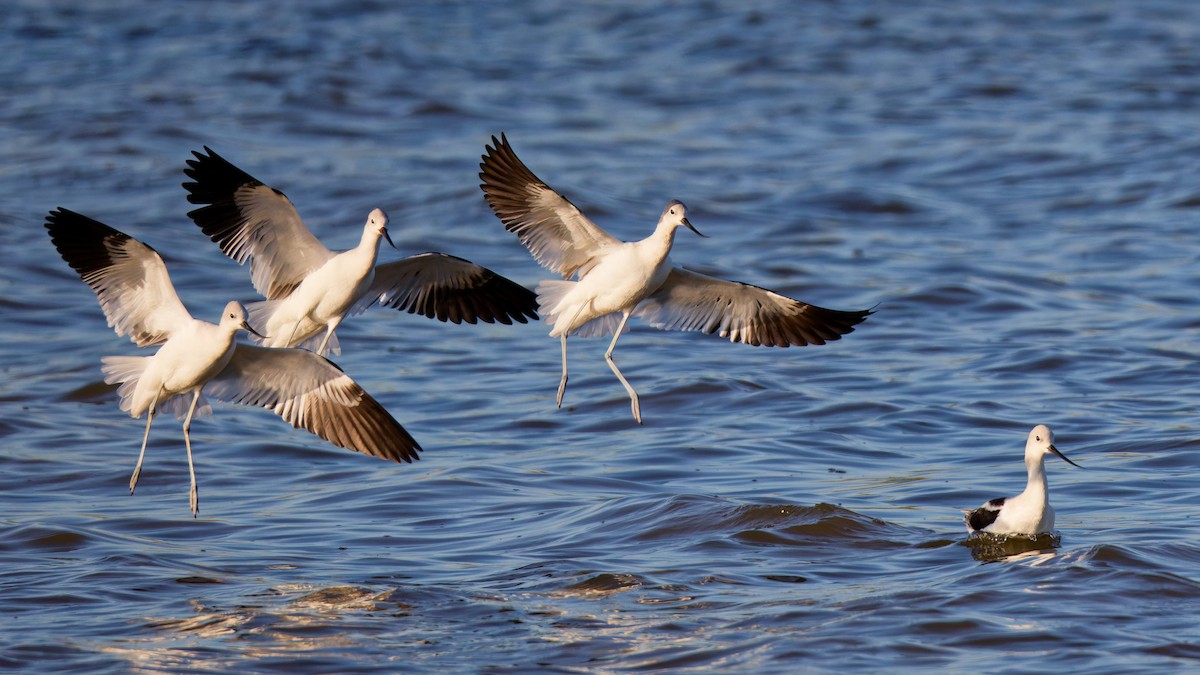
top-left (556, 335), bottom-right (568, 408)
top-left (129, 390), bottom-right (161, 494)
top-left (604, 312), bottom-right (640, 425)
top-left (182, 389), bottom-right (203, 517)
top-left (555, 304), bottom-right (588, 408)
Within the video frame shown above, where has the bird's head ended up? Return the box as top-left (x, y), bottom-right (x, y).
top-left (365, 208), bottom-right (396, 249)
top-left (659, 200), bottom-right (706, 238)
top-left (1025, 424), bottom-right (1081, 468)
top-left (220, 300), bottom-right (267, 338)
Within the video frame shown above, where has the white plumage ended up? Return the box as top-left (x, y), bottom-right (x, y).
top-left (183, 147), bottom-right (538, 357)
top-left (479, 133), bottom-right (871, 424)
top-left (965, 425), bottom-right (1081, 536)
top-left (45, 208), bottom-right (421, 516)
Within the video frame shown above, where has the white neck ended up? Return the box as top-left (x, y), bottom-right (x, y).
top-left (1022, 455), bottom-right (1049, 502)
top-left (645, 220), bottom-right (680, 258)
top-left (359, 227), bottom-right (383, 250)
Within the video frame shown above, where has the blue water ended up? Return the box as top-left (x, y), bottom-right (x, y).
top-left (3, 1), bottom-right (1199, 671)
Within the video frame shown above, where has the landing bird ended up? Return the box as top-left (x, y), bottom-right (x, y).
top-left (45, 208), bottom-right (421, 517)
top-left (965, 425), bottom-right (1081, 536)
top-left (479, 133), bottom-right (871, 424)
top-left (182, 147), bottom-right (539, 357)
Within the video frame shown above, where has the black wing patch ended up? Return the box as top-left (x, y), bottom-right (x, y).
top-left (966, 498), bottom-right (1005, 533)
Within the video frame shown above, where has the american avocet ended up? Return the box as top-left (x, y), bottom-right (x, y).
top-left (45, 208), bottom-right (421, 517)
top-left (182, 147), bottom-right (538, 357)
top-left (965, 425), bottom-right (1081, 536)
top-left (479, 133), bottom-right (871, 424)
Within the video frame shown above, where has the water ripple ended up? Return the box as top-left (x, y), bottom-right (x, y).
top-left (3, 0), bottom-right (1200, 671)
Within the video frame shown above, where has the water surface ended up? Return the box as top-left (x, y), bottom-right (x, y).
top-left (3, 1), bottom-right (1199, 671)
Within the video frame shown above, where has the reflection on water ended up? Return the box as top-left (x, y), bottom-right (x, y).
top-left (3, 0), bottom-right (1200, 671)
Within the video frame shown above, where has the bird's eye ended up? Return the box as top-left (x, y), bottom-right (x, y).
top-left (670, 209), bottom-right (675, 214)
top-left (1036, 436), bottom-right (1041, 441)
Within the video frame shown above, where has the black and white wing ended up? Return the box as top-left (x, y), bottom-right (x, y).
top-left (354, 253), bottom-right (539, 324)
top-left (479, 133), bottom-right (621, 279)
top-left (183, 147), bottom-right (334, 299)
top-left (45, 208), bottom-right (193, 347)
top-left (208, 345), bottom-right (421, 464)
top-left (635, 267), bottom-right (871, 347)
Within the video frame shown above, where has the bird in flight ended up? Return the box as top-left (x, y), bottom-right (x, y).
top-left (479, 133), bottom-right (871, 423)
top-left (183, 147), bottom-right (539, 357)
top-left (45, 208), bottom-right (421, 516)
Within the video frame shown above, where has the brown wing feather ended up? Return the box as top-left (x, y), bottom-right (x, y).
top-left (209, 345), bottom-right (421, 463)
top-left (479, 133), bottom-right (621, 278)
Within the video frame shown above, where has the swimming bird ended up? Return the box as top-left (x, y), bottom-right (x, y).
top-left (45, 208), bottom-right (421, 517)
top-left (965, 425), bottom-right (1081, 536)
top-left (479, 133), bottom-right (871, 424)
top-left (182, 147), bottom-right (538, 357)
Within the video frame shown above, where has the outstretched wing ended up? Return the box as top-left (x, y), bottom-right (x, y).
top-left (479, 133), bottom-right (621, 278)
top-left (209, 345), bottom-right (421, 463)
top-left (183, 146), bottom-right (333, 299)
top-left (355, 253), bottom-right (539, 324)
top-left (636, 267), bottom-right (871, 347)
top-left (45, 208), bottom-right (192, 347)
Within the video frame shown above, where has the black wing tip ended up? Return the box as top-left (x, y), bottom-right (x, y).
top-left (765, 303), bottom-right (871, 347)
top-left (381, 254), bottom-right (540, 324)
top-left (380, 439), bottom-right (422, 464)
top-left (182, 145), bottom-right (223, 177)
top-left (43, 208), bottom-right (155, 287)
top-left (44, 207), bottom-right (128, 244)
top-left (814, 303), bottom-right (873, 331)
top-left (479, 131), bottom-right (549, 227)
top-left (479, 131), bottom-right (517, 176)
top-left (45, 206), bottom-right (88, 228)
top-left (839, 306), bottom-right (874, 327)
top-left (44, 206), bottom-right (68, 231)
top-left (397, 288), bottom-right (540, 325)
top-left (715, 276), bottom-right (875, 345)
top-left (181, 145), bottom-right (260, 205)
top-left (516, 285), bottom-right (540, 321)
top-left (480, 132), bottom-right (504, 160)
top-left (385, 426), bottom-right (423, 464)
top-left (333, 389), bottom-right (424, 465)
top-left (185, 145), bottom-right (217, 164)
top-left (487, 274), bottom-right (540, 323)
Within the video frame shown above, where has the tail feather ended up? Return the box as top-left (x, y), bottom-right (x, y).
top-left (101, 355), bottom-right (147, 416)
top-left (536, 279), bottom-right (627, 338)
top-left (247, 299), bottom-right (339, 355)
top-left (573, 312), bottom-right (627, 338)
top-left (245, 299), bottom-right (279, 346)
top-left (535, 279), bottom-right (573, 329)
top-left (100, 355), bottom-right (212, 420)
